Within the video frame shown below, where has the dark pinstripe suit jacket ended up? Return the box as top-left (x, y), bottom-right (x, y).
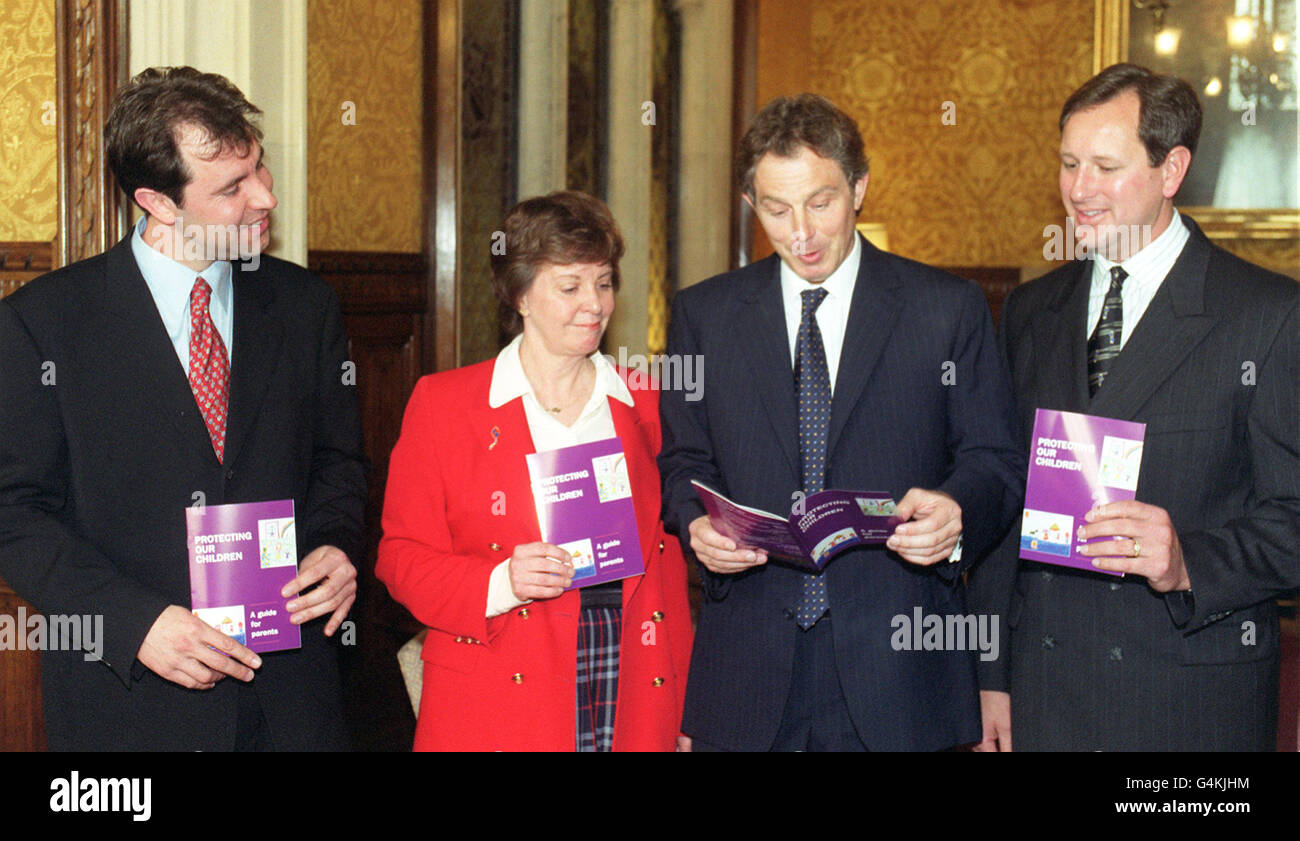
top-left (967, 216), bottom-right (1300, 750)
top-left (659, 234), bottom-right (1025, 751)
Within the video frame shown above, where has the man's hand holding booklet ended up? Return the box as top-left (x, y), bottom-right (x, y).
top-left (691, 480), bottom-right (902, 572)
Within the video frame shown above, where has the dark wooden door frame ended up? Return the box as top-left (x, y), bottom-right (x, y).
top-left (424, 0), bottom-right (461, 374)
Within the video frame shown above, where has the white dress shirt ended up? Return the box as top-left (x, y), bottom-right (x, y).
top-left (131, 216), bottom-right (234, 374)
top-left (484, 334), bottom-right (635, 616)
top-left (1087, 209), bottom-right (1190, 349)
top-left (780, 233), bottom-right (861, 393)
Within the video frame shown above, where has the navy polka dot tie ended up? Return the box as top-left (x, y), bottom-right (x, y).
top-left (1087, 266), bottom-right (1127, 397)
top-left (795, 288), bottom-right (831, 629)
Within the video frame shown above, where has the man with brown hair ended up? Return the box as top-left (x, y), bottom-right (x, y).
top-left (0, 67), bottom-right (367, 750)
top-left (967, 63), bottom-right (1299, 751)
top-left (659, 93), bottom-right (1024, 751)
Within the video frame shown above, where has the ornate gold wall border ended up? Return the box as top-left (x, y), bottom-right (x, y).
top-left (1187, 210), bottom-right (1300, 240)
top-left (1093, 0), bottom-right (1129, 74)
top-left (1095, 0), bottom-right (1300, 242)
top-left (55, 0), bottom-right (129, 269)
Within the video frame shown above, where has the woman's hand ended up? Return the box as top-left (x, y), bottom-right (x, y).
top-left (507, 542), bottom-right (575, 601)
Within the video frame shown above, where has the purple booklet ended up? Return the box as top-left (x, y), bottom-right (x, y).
top-left (1020, 409), bottom-right (1146, 575)
top-left (187, 499), bottom-right (301, 653)
top-left (526, 438), bottom-right (645, 590)
top-left (691, 480), bottom-right (902, 572)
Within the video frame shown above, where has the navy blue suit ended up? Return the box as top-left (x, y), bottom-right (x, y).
top-left (659, 235), bottom-right (1024, 751)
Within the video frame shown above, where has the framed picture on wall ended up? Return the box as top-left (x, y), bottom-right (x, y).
top-left (1095, 0), bottom-right (1299, 243)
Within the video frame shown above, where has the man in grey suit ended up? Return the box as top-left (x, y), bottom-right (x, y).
top-left (968, 63), bottom-right (1299, 751)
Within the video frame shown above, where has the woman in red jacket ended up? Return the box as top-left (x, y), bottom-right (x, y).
top-left (377, 191), bottom-right (693, 751)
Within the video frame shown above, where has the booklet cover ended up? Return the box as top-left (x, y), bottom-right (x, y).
top-left (691, 480), bottom-right (902, 572)
top-left (1019, 408), bottom-right (1146, 575)
top-left (527, 438), bottom-right (645, 590)
top-left (187, 499), bottom-right (301, 653)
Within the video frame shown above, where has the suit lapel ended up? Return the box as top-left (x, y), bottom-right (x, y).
top-left (827, 236), bottom-right (903, 456)
top-left (484, 388), bottom-right (541, 537)
top-left (1088, 223), bottom-right (1216, 420)
top-left (1034, 259), bottom-right (1093, 413)
top-left (223, 266), bottom-right (284, 468)
top-left (100, 237), bottom-right (218, 458)
top-left (736, 258), bottom-right (801, 479)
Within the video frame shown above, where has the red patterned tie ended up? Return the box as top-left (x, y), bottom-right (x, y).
top-left (188, 277), bottom-right (230, 462)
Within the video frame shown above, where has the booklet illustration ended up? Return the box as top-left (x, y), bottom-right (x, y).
top-left (691, 480), bottom-right (902, 572)
top-left (527, 437), bottom-right (645, 590)
top-left (187, 499), bottom-right (301, 653)
top-left (1019, 408), bottom-right (1146, 576)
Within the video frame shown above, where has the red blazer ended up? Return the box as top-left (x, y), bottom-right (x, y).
top-left (377, 359), bottom-right (693, 751)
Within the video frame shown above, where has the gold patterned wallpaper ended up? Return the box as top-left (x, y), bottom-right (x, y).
top-left (803, 0), bottom-right (1094, 267)
top-left (307, 0), bottom-right (423, 253)
top-left (0, 0), bottom-right (57, 242)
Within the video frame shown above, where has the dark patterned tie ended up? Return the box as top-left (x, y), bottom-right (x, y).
top-left (1087, 266), bottom-right (1127, 397)
top-left (795, 288), bottom-right (831, 629)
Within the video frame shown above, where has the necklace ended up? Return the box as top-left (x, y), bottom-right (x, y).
top-left (535, 359), bottom-right (594, 415)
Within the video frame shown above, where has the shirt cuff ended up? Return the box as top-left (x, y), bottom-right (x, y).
top-left (487, 558), bottom-right (531, 618)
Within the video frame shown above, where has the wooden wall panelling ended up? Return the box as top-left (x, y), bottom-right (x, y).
top-left (0, 241), bottom-right (54, 299)
top-left (0, 590), bottom-right (45, 750)
top-left (309, 249), bottom-right (425, 750)
top-left (943, 266), bottom-right (1023, 328)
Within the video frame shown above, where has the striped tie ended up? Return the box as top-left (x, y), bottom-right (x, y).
top-left (1087, 266), bottom-right (1127, 397)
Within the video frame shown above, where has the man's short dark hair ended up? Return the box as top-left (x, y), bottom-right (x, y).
top-left (105, 66), bottom-right (263, 209)
top-left (1060, 63), bottom-right (1202, 166)
top-left (736, 93), bottom-right (868, 199)
top-left (490, 190), bottom-right (624, 341)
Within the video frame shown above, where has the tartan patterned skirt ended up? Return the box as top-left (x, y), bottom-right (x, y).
top-left (576, 606), bottom-right (622, 752)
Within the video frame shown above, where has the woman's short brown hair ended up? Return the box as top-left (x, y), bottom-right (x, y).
top-left (491, 191), bottom-right (624, 340)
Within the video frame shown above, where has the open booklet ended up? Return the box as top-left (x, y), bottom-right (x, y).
top-left (1019, 408), bottom-right (1146, 576)
top-left (691, 480), bottom-right (902, 572)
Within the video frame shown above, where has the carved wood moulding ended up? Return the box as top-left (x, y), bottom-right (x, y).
top-left (0, 240), bottom-right (55, 298)
top-left (55, 0), bottom-right (127, 268)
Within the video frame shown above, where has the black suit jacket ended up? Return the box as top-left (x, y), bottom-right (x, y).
top-left (659, 235), bottom-right (1025, 751)
top-left (0, 235), bottom-right (368, 751)
top-left (966, 216), bottom-right (1300, 750)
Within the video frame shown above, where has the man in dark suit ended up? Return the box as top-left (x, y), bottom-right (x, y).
top-left (968, 64), bottom-right (1299, 751)
top-left (659, 94), bottom-right (1024, 751)
top-left (0, 67), bottom-right (367, 750)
